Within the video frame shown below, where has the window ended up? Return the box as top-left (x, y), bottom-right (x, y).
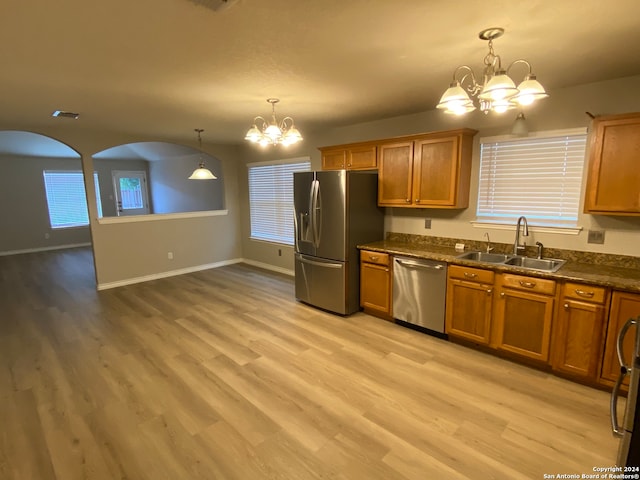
top-left (476, 129), bottom-right (587, 228)
top-left (248, 158), bottom-right (310, 245)
top-left (43, 171), bottom-right (103, 228)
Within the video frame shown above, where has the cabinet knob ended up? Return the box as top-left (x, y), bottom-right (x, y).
top-left (406, 198), bottom-right (411, 203)
top-left (500, 292), bottom-right (505, 297)
top-left (564, 303), bottom-right (570, 309)
top-left (415, 198), bottom-right (420, 202)
top-left (370, 255), bottom-right (379, 261)
top-left (486, 289), bottom-right (493, 295)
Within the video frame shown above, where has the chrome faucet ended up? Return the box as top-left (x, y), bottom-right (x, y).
top-left (536, 241), bottom-right (544, 259)
top-left (513, 216), bottom-right (529, 255)
top-left (484, 232), bottom-right (493, 253)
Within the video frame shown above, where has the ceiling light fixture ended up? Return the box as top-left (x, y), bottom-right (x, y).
top-left (437, 28), bottom-right (548, 115)
top-left (244, 98), bottom-right (303, 147)
top-left (188, 128), bottom-right (217, 180)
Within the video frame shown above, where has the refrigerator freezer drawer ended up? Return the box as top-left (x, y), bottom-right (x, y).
top-left (295, 253), bottom-right (349, 315)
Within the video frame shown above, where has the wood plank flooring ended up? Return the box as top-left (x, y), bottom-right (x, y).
top-left (0, 247), bottom-right (620, 479)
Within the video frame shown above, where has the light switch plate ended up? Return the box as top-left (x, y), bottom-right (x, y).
top-left (587, 229), bottom-right (605, 244)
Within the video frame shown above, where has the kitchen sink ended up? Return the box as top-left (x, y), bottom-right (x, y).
top-left (504, 256), bottom-right (566, 272)
top-left (456, 251), bottom-right (515, 263)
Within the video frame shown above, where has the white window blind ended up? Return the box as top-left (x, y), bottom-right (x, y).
top-left (477, 131), bottom-right (587, 227)
top-left (43, 171), bottom-right (103, 228)
top-left (248, 159), bottom-right (310, 245)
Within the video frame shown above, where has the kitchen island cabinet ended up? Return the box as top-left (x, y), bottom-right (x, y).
top-left (445, 265), bottom-right (494, 345)
top-left (377, 129), bottom-right (477, 208)
top-left (491, 273), bottom-right (557, 363)
top-left (584, 112), bottom-right (640, 215)
top-left (551, 282), bottom-right (609, 381)
top-left (359, 250), bottom-right (392, 320)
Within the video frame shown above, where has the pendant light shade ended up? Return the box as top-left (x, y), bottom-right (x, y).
top-left (188, 128), bottom-right (216, 180)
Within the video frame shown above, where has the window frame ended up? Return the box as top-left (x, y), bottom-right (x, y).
top-left (43, 170), bottom-right (102, 229)
top-left (473, 128), bottom-right (587, 233)
top-left (247, 157), bottom-right (311, 246)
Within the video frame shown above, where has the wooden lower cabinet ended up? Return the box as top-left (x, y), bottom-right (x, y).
top-left (551, 282), bottom-right (609, 381)
top-left (359, 250), bottom-right (392, 320)
top-left (491, 273), bottom-right (556, 363)
top-left (445, 265), bottom-right (494, 344)
top-left (600, 291), bottom-right (640, 389)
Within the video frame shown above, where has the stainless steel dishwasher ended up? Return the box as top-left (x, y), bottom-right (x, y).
top-left (392, 256), bottom-right (447, 335)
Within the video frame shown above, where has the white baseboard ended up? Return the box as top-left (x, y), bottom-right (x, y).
top-left (241, 259), bottom-right (294, 277)
top-left (96, 258), bottom-right (244, 290)
top-left (0, 243), bottom-right (92, 257)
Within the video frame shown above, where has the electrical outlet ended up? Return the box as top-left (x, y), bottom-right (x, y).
top-left (587, 229), bottom-right (605, 244)
top-left (278, 249), bottom-right (282, 256)
top-left (167, 252), bottom-right (174, 260)
top-left (424, 218), bottom-right (432, 229)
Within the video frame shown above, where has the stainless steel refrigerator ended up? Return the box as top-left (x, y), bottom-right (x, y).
top-left (611, 316), bottom-right (640, 466)
top-left (294, 170), bottom-right (384, 315)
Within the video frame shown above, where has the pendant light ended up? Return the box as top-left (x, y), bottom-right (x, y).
top-left (244, 98), bottom-right (303, 147)
top-left (188, 128), bottom-right (216, 180)
top-left (437, 28), bottom-right (548, 115)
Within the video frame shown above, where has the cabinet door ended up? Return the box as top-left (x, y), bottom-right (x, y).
top-left (584, 113), bottom-right (640, 214)
top-left (445, 277), bottom-right (493, 344)
top-left (493, 287), bottom-right (555, 362)
top-left (412, 136), bottom-right (459, 207)
top-left (552, 299), bottom-right (606, 380)
top-left (601, 291), bottom-right (640, 387)
top-left (377, 142), bottom-right (413, 206)
top-left (348, 145), bottom-right (377, 170)
top-left (321, 149), bottom-right (346, 170)
top-left (360, 262), bottom-right (392, 319)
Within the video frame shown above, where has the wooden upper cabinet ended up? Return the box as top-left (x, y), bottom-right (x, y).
top-left (377, 142), bottom-right (414, 205)
top-left (378, 129), bottom-right (477, 209)
top-left (320, 143), bottom-right (377, 171)
top-left (584, 112), bottom-right (640, 215)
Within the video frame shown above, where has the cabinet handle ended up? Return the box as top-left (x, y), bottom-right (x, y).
top-left (519, 280), bottom-right (536, 288)
top-left (574, 289), bottom-right (595, 298)
top-left (500, 292), bottom-right (505, 297)
top-left (486, 289), bottom-right (493, 295)
top-left (415, 198), bottom-right (420, 202)
top-left (369, 255), bottom-right (379, 261)
top-left (406, 198), bottom-right (411, 203)
top-left (564, 303), bottom-right (570, 309)
top-left (463, 272), bottom-right (478, 279)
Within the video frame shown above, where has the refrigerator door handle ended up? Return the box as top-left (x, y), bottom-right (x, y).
top-left (611, 365), bottom-right (628, 437)
top-left (617, 318), bottom-right (637, 369)
top-left (298, 255), bottom-right (342, 269)
top-left (311, 179), bottom-right (321, 248)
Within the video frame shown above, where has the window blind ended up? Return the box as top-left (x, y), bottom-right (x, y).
top-left (248, 160), bottom-right (310, 245)
top-left (477, 132), bottom-right (587, 227)
top-left (43, 171), bottom-right (102, 228)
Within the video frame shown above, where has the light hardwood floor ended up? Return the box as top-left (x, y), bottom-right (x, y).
top-left (0, 247), bottom-right (619, 479)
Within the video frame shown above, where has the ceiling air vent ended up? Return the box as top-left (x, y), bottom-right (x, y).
top-left (187, 0), bottom-right (239, 12)
top-left (52, 110), bottom-right (79, 119)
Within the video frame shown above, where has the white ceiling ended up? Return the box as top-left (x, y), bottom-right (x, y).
top-left (2, 0), bottom-right (640, 146)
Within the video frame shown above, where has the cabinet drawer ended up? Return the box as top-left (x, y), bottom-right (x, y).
top-left (562, 282), bottom-right (607, 304)
top-left (360, 250), bottom-right (389, 266)
top-left (500, 273), bottom-right (556, 295)
top-left (448, 264), bottom-right (494, 284)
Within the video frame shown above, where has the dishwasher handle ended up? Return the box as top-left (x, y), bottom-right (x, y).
top-left (394, 258), bottom-right (445, 270)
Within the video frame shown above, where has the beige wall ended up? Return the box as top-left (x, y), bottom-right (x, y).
top-left (239, 74), bottom-right (640, 272)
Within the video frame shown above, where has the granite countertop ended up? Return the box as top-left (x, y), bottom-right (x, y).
top-left (359, 239), bottom-right (640, 294)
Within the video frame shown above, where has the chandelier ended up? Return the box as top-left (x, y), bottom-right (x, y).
top-left (188, 128), bottom-right (217, 180)
top-left (244, 98), bottom-right (303, 147)
top-left (437, 28), bottom-right (548, 115)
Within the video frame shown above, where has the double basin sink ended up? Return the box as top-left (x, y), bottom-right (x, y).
top-left (456, 251), bottom-right (566, 272)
